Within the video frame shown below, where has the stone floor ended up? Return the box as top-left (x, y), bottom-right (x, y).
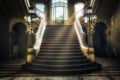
top-left (0, 57), bottom-right (120, 80)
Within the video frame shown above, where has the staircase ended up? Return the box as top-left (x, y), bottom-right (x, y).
top-left (22, 25), bottom-right (101, 75)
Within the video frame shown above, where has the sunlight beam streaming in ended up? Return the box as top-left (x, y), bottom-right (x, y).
top-left (74, 3), bottom-right (85, 18)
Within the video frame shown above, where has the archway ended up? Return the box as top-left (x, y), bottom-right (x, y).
top-left (12, 23), bottom-right (27, 58)
top-left (51, 0), bottom-right (68, 24)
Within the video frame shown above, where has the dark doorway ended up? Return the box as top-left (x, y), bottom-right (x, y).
top-left (12, 23), bottom-right (27, 58)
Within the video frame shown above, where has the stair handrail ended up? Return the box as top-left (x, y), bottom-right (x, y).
top-left (74, 17), bottom-right (96, 61)
top-left (33, 15), bottom-right (46, 55)
top-left (74, 17), bottom-right (88, 49)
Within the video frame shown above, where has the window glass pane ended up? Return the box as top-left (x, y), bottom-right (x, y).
top-left (35, 4), bottom-right (45, 17)
top-left (64, 7), bottom-right (68, 20)
top-left (52, 0), bottom-right (56, 3)
top-left (35, 4), bottom-right (45, 12)
top-left (52, 0), bottom-right (67, 7)
top-left (52, 7), bottom-right (56, 20)
top-left (56, 0), bottom-right (60, 2)
top-left (52, 8), bottom-right (54, 20)
top-left (52, 0), bottom-right (60, 3)
top-left (60, 0), bottom-right (67, 3)
top-left (52, 0), bottom-right (67, 3)
top-left (56, 7), bottom-right (63, 20)
top-left (51, 0), bottom-right (68, 20)
top-left (56, 2), bottom-right (64, 7)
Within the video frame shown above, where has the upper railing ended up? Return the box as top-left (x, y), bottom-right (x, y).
top-left (74, 18), bottom-right (87, 49)
top-left (33, 12), bottom-right (46, 55)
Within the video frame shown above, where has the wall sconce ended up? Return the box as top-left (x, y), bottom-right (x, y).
top-left (28, 16), bottom-right (32, 22)
top-left (84, 6), bottom-right (97, 23)
top-left (91, 15), bottom-right (97, 20)
top-left (86, 6), bottom-right (93, 14)
top-left (84, 16), bottom-right (89, 23)
top-left (24, 15), bottom-right (32, 23)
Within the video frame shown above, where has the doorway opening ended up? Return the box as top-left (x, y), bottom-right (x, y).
top-left (51, 0), bottom-right (68, 24)
top-left (12, 23), bottom-right (27, 58)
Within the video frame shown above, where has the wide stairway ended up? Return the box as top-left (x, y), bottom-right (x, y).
top-left (22, 25), bottom-right (101, 75)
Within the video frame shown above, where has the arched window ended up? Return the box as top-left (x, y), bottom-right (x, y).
top-left (51, 0), bottom-right (68, 20)
top-left (35, 3), bottom-right (45, 17)
top-left (52, 0), bottom-right (67, 3)
top-left (74, 3), bottom-right (85, 18)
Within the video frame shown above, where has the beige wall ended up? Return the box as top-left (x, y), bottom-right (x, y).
top-left (111, 5), bottom-right (120, 44)
top-left (9, 17), bottom-right (28, 58)
top-left (109, 5), bottom-right (120, 57)
top-left (9, 17), bottom-right (25, 32)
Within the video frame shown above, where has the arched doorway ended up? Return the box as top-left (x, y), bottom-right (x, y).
top-left (51, 0), bottom-right (68, 24)
top-left (12, 23), bottom-right (27, 58)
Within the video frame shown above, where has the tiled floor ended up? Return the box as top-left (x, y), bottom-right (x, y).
top-left (0, 57), bottom-right (120, 80)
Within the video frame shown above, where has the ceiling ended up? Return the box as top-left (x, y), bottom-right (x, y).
top-left (31, 0), bottom-right (120, 20)
top-left (93, 0), bottom-right (120, 20)
top-left (1, 0), bottom-right (120, 20)
top-left (0, 0), bottom-right (28, 18)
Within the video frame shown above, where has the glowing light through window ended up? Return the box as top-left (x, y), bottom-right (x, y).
top-left (74, 3), bottom-right (87, 49)
top-left (51, 0), bottom-right (68, 20)
top-left (75, 3), bottom-right (85, 18)
top-left (35, 4), bottom-right (45, 17)
top-left (52, 0), bottom-right (67, 3)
